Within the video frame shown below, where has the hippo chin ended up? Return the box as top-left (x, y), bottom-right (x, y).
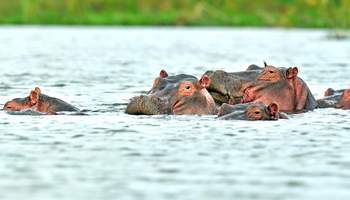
top-left (3, 87), bottom-right (79, 115)
top-left (204, 67), bottom-right (261, 105)
top-left (218, 102), bottom-right (288, 121)
top-left (126, 70), bottom-right (217, 115)
top-left (241, 64), bottom-right (317, 113)
top-left (317, 88), bottom-right (350, 109)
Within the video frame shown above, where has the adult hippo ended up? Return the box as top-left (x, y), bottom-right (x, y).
top-left (126, 70), bottom-right (217, 115)
top-left (204, 66), bottom-right (261, 105)
top-left (218, 102), bottom-right (288, 120)
top-left (241, 64), bottom-right (317, 113)
top-left (317, 88), bottom-right (350, 109)
top-left (3, 87), bottom-right (79, 115)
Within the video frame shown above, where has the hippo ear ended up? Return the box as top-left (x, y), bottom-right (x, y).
top-left (286, 67), bottom-right (298, 79)
top-left (34, 87), bottom-right (41, 94)
top-left (264, 61), bottom-right (268, 67)
top-left (29, 87), bottom-right (41, 105)
top-left (267, 102), bottom-right (279, 118)
top-left (159, 69), bottom-right (168, 78)
top-left (199, 75), bottom-right (210, 88)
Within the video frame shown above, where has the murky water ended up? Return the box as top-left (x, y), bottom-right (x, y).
top-left (0, 26), bottom-right (350, 200)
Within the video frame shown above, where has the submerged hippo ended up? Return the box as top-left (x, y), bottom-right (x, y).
top-left (241, 64), bottom-right (317, 113)
top-left (3, 87), bottom-right (79, 115)
top-left (204, 67), bottom-right (261, 105)
top-left (324, 88), bottom-right (345, 97)
top-left (126, 70), bottom-right (217, 115)
top-left (317, 88), bottom-right (350, 109)
top-left (218, 102), bottom-right (288, 120)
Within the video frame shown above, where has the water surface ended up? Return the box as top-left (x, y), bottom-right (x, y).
top-left (0, 26), bottom-right (350, 200)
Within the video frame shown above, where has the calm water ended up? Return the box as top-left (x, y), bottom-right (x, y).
top-left (0, 26), bottom-right (350, 200)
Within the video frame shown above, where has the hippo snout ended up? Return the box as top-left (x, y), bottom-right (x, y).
top-left (3, 101), bottom-right (17, 111)
top-left (126, 95), bottom-right (168, 115)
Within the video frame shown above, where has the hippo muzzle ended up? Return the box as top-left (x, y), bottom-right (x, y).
top-left (125, 95), bottom-right (170, 115)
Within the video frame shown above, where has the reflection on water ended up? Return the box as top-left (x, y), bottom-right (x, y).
top-left (0, 27), bottom-right (350, 200)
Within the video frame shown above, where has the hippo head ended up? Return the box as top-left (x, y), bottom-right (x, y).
top-left (257, 65), bottom-right (298, 82)
top-left (126, 70), bottom-right (217, 115)
top-left (336, 89), bottom-right (350, 109)
top-left (218, 102), bottom-right (284, 121)
top-left (324, 88), bottom-right (336, 97)
top-left (4, 87), bottom-right (41, 112)
top-left (204, 69), bottom-right (261, 105)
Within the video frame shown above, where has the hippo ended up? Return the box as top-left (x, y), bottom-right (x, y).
top-left (204, 68), bottom-right (261, 105)
top-left (126, 70), bottom-right (217, 115)
top-left (241, 64), bottom-right (317, 113)
top-left (317, 88), bottom-right (350, 109)
top-left (3, 87), bottom-right (79, 115)
top-left (323, 88), bottom-right (345, 97)
top-left (218, 102), bottom-right (288, 120)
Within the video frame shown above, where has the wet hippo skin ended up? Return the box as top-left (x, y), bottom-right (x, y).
top-left (218, 102), bottom-right (288, 121)
top-left (241, 64), bottom-right (317, 113)
top-left (317, 88), bottom-right (350, 109)
top-left (204, 68), bottom-right (261, 105)
top-left (126, 70), bottom-right (217, 115)
top-left (3, 87), bottom-right (79, 115)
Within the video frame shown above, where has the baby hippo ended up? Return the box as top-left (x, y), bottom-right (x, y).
top-left (218, 102), bottom-right (288, 120)
top-left (317, 88), bottom-right (350, 109)
top-left (3, 87), bottom-right (79, 115)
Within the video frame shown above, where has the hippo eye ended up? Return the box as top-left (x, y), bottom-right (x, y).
top-left (254, 111), bottom-right (260, 115)
top-left (269, 70), bottom-right (274, 74)
top-left (185, 85), bottom-right (191, 90)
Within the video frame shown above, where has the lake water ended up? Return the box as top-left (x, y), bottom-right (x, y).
top-left (0, 26), bottom-right (350, 200)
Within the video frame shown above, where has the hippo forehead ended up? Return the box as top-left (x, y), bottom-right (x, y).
top-left (247, 103), bottom-right (267, 112)
top-left (221, 103), bottom-right (252, 114)
top-left (155, 74), bottom-right (198, 90)
top-left (263, 66), bottom-right (287, 78)
top-left (265, 65), bottom-right (286, 72)
top-left (10, 97), bottom-right (29, 104)
top-left (163, 74), bottom-right (198, 84)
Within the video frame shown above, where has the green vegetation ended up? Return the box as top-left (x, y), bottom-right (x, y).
top-left (0, 0), bottom-right (349, 28)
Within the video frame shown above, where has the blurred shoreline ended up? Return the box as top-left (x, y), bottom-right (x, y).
top-left (0, 0), bottom-right (349, 28)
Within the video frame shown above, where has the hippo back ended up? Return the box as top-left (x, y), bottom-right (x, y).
top-left (300, 78), bottom-right (317, 110)
top-left (40, 94), bottom-right (79, 112)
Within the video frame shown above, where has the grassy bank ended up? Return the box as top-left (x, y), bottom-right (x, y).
top-left (0, 0), bottom-right (349, 28)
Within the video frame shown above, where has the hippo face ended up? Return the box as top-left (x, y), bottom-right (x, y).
top-left (336, 89), bottom-right (350, 109)
top-left (218, 102), bottom-right (285, 121)
top-left (126, 70), bottom-right (217, 115)
top-left (4, 87), bottom-right (41, 112)
top-left (257, 65), bottom-right (298, 82)
top-left (242, 64), bottom-right (316, 112)
top-left (4, 97), bottom-right (31, 111)
top-left (245, 103), bottom-right (279, 120)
